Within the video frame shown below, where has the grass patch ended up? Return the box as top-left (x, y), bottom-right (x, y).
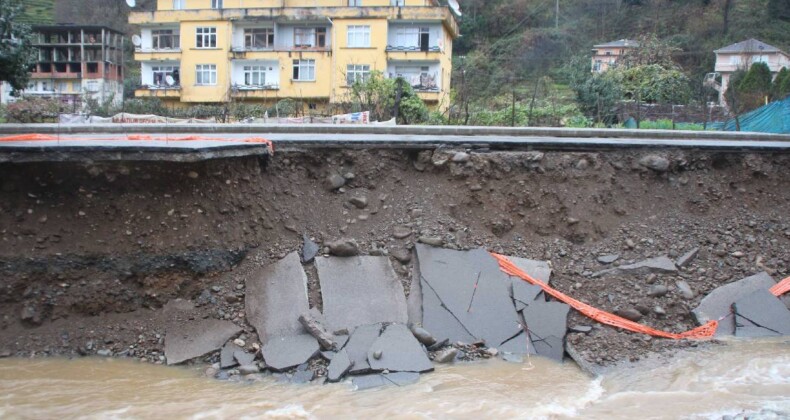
top-left (19, 0), bottom-right (55, 25)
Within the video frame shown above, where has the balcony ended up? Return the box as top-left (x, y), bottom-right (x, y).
top-left (135, 85), bottom-right (181, 98)
top-left (31, 72), bottom-right (82, 79)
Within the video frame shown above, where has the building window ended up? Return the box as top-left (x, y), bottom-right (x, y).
top-left (196, 27), bottom-right (217, 48)
top-left (152, 29), bottom-right (179, 49)
top-left (294, 27), bottom-right (326, 48)
top-left (72, 81), bottom-right (81, 92)
top-left (211, 0), bottom-right (223, 9)
top-left (172, 0), bottom-right (184, 9)
top-left (243, 65), bottom-right (267, 86)
top-left (395, 26), bottom-right (419, 48)
top-left (729, 55), bottom-right (741, 65)
top-left (196, 64), bottom-right (217, 85)
top-left (292, 59), bottom-right (315, 81)
top-left (349, 0), bottom-right (362, 5)
top-left (85, 80), bottom-right (99, 92)
top-left (391, 0), bottom-right (405, 5)
top-left (152, 65), bottom-right (180, 86)
top-left (346, 64), bottom-right (370, 85)
top-left (347, 25), bottom-right (370, 48)
top-left (244, 28), bottom-right (274, 49)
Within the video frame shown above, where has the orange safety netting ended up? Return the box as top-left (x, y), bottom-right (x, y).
top-left (491, 253), bottom-right (720, 339)
top-left (492, 253), bottom-right (790, 339)
top-left (0, 134), bottom-right (274, 154)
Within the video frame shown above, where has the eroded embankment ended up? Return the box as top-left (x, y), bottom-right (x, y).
top-left (1, 148), bottom-right (789, 369)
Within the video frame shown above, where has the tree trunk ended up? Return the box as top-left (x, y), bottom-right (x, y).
top-left (723, 0), bottom-right (733, 35)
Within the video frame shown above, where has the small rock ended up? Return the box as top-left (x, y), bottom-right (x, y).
top-left (20, 305), bottom-right (41, 325)
top-left (569, 325), bottom-right (593, 333)
top-left (326, 238), bottom-right (359, 256)
top-left (390, 249), bottom-right (411, 264)
top-left (451, 152), bottom-right (470, 163)
top-left (302, 234), bottom-right (320, 263)
top-left (324, 173), bottom-right (346, 190)
top-left (238, 364), bottom-right (260, 375)
top-left (502, 353), bottom-right (523, 363)
top-left (348, 196), bottom-right (368, 209)
top-left (647, 285), bottom-right (669, 297)
top-left (97, 349), bottom-right (112, 357)
top-left (615, 308), bottom-right (643, 322)
top-left (675, 247), bottom-right (699, 268)
top-left (372, 350), bottom-right (382, 360)
top-left (675, 281), bottom-right (695, 299)
top-left (639, 155), bottom-right (670, 172)
top-left (233, 338), bottom-right (246, 347)
top-left (433, 347), bottom-right (458, 363)
top-left (654, 306), bottom-right (666, 316)
top-left (597, 255), bottom-right (619, 264)
top-left (392, 226), bottom-right (412, 239)
top-left (204, 367), bottom-right (218, 377)
top-left (187, 171), bottom-right (199, 179)
top-left (418, 236), bottom-right (443, 247)
top-left (410, 326), bottom-right (436, 346)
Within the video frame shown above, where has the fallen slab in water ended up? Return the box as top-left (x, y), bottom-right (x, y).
top-left (316, 256), bottom-right (408, 332)
top-left (343, 323), bottom-right (383, 375)
top-left (165, 318), bottom-right (242, 365)
top-left (733, 289), bottom-right (790, 337)
top-left (367, 324), bottom-right (433, 373)
top-left (692, 272), bottom-right (776, 336)
top-left (261, 334), bottom-right (320, 372)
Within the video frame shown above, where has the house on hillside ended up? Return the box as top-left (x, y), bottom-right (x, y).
top-left (591, 39), bottom-right (639, 73)
top-left (128, 0), bottom-right (460, 114)
top-left (712, 38), bottom-right (790, 105)
top-left (0, 25), bottom-right (125, 108)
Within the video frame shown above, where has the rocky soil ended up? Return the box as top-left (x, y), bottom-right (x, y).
top-left (1, 148), bottom-right (789, 370)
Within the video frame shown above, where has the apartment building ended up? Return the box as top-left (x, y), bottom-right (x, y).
top-left (128, 0), bottom-right (459, 113)
top-left (0, 25), bottom-right (125, 107)
top-left (591, 39), bottom-right (639, 73)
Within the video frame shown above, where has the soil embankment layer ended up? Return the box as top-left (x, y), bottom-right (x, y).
top-left (1, 148), bottom-right (789, 369)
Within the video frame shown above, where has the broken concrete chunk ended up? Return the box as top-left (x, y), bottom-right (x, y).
top-left (368, 324), bottom-right (434, 373)
top-left (382, 372), bottom-right (420, 387)
top-left (506, 256), bottom-right (553, 284)
top-left (302, 234), bottom-right (320, 263)
top-left (245, 252), bottom-right (310, 344)
top-left (676, 281), bottom-right (695, 300)
top-left (692, 272), bottom-right (776, 336)
top-left (597, 255), bottom-right (620, 265)
top-left (291, 363), bottom-right (315, 384)
top-left (352, 374), bottom-right (387, 391)
top-left (220, 342), bottom-right (243, 369)
top-left (352, 372), bottom-right (420, 391)
top-left (433, 347), bottom-right (458, 363)
top-left (164, 319), bottom-right (242, 365)
top-left (316, 256), bottom-right (408, 332)
top-left (233, 350), bottom-right (256, 366)
top-left (511, 279), bottom-right (543, 311)
top-left (298, 308), bottom-right (336, 351)
top-left (733, 289), bottom-right (790, 337)
top-left (261, 334), bottom-right (320, 372)
top-left (344, 323), bottom-right (383, 374)
top-left (238, 364), bottom-right (260, 375)
top-left (522, 300), bottom-right (570, 362)
top-left (594, 256), bottom-right (678, 277)
top-left (417, 245), bottom-right (521, 348)
top-left (327, 349), bottom-right (353, 382)
top-left (675, 247), bottom-right (699, 268)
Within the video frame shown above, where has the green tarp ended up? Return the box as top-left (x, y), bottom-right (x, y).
top-left (709, 96), bottom-right (790, 134)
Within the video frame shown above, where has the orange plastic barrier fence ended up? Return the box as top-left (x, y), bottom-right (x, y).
top-left (0, 134), bottom-right (274, 155)
top-left (491, 253), bottom-right (721, 339)
top-left (493, 253), bottom-right (790, 339)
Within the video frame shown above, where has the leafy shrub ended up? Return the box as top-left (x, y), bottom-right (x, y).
top-left (5, 97), bottom-right (62, 123)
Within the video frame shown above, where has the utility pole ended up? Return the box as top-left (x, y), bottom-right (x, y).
top-left (555, 0), bottom-right (559, 29)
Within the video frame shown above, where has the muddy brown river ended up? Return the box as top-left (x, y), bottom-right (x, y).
top-left (0, 339), bottom-right (787, 419)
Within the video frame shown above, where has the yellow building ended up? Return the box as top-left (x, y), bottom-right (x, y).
top-left (128, 0), bottom-right (459, 114)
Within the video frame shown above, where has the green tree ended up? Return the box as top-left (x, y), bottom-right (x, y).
top-left (0, 0), bottom-right (37, 91)
top-left (575, 73), bottom-right (623, 123)
top-left (348, 71), bottom-right (430, 124)
top-left (768, 0), bottom-right (790, 21)
top-left (609, 64), bottom-right (691, 104)
top-left (735, 62), bottom-right (773, 109)
top-left (772, 67), bottom-right (790, 99)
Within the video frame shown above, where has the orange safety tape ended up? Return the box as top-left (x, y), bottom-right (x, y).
top-left (491, 253), bottom-right (719, 340)
top-left (769, 276), bottom-right (790, 296)
top-left (0, 134), bottom-right (274, 154)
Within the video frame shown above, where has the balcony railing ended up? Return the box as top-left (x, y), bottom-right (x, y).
top-left (387, 72), bottom-right (439, 91)
top-left (232, 83), bottom-right (279, 91)
top-left (386, 45), bottom-right (441, 52)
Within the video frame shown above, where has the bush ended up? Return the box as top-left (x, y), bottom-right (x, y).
top-left (5, 97), bottom-right (62, 123)
top-left (773, 67), bottom-right (790, 99)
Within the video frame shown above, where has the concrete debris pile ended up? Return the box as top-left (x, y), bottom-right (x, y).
top-left (693, 272), bottom-right (790, 337)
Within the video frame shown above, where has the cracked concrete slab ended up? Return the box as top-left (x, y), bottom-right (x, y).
top-left (246, 252), bottom-right (310, 344)
top-left (164, 319), bottom-right (242, 365)
top-left (693, 272), bottom-right (776, 336)
top-left (420, 277), bottom-right (476, 344)
top-left (522, 300), bottom-right (570, 362)
top-left (316, 256), bottom-right (408, 332)
top-left (511, 280), bottom-right (543, 311)
top-left (417, 245), bottom-right (521, 347)
top-left (498, 331), bottom-right (536, 355)
top-left (407, 256), bottom-right (424, 326)
top-left (327, 348), bottom-right (353, 382)
top-left (261, 334), bottom-right (320, 372)
top-left (352, 372), bottom-right (420, 391)
top-left (234, 350), bottom-right (256, 366)
top-left (367, 324), bottom-right (433, 373)
top-left (733, 289), bottom-right (790, 337)
top-left (343, 323), bottom-right (383, 374)
top-left (220, 342), bottom-right (243, 368)
top-left (507, 256), bottom-right (552, 284)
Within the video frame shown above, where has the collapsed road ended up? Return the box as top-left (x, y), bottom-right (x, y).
top-left (1, 128), bottom-right (789, 386)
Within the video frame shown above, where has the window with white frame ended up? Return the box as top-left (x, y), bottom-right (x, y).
top-left (172, 0), bottom-right (184, 9)
top-left (347, 25), bottom-right (370, 48)
top-left (729, 55), bottom-right (742, 65)
top-left (244, 28), bottom-right (274, 49)
top-left (394, 26), bottom-right (419, 47)
top-left (152, 29), bottom-right (179, 49)
top-left (292, 59), bottom-right (315, 81)
top-left (346, 64), bottom-right (370, 85)
top-left (294, 27), bottom-right (326, 48)
top-left (196, 27), bottom-right (217, 48)
top-left (195, 64), bottom-right (217, 85)
top-left (211, 0), bottom-right (223, 9)
top-left (152, 65), bottom-right (179, 86)
top-left (243, 65), bottom-right (267, 86)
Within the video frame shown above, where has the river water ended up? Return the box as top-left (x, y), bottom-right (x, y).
top-left (0, 339), bottom-right (788, 419)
